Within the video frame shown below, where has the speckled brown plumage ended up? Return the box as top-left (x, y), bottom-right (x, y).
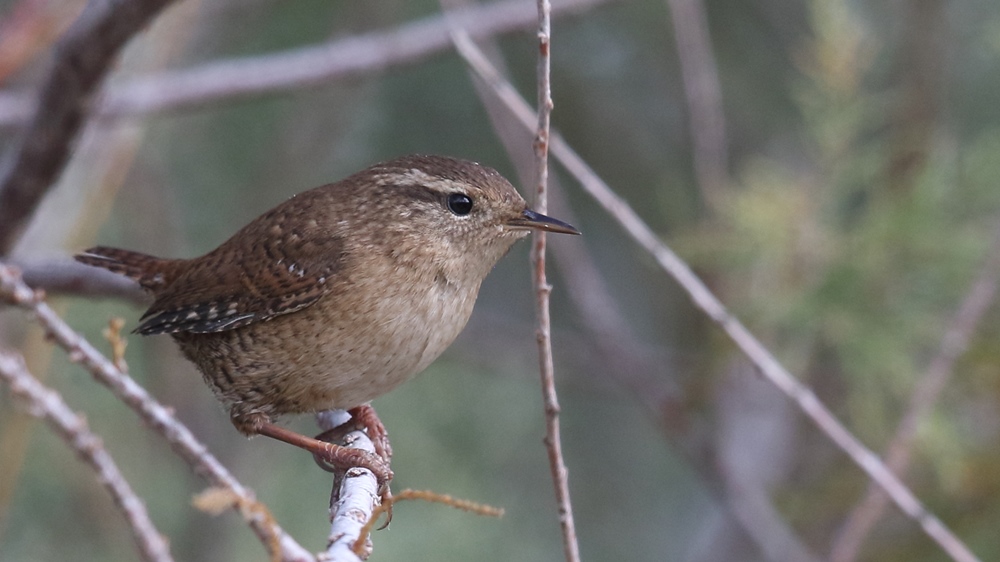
top-left (76, 155), bottom-right (578, 473)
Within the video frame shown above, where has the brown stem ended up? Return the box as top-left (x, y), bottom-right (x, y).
top-left (528, 3), bottom-right (581, 562)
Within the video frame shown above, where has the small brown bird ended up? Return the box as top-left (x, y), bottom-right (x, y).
top-left (76, 154), bottom-right (578, 481)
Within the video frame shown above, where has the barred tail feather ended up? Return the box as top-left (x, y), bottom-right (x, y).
top-left (75, 246), bottom-right (173, 291)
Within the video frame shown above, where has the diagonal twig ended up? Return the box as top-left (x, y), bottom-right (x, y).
top-left (0, 349), bottom-right (173, 562)
top-left (450, 33), bottom-right (981, 562)
top-left (830, 221), bottom-right (1000, 562)
top-left (0, 263), bottom-right (314, 562)
top-left (0, 0), bottom-right (177, 255)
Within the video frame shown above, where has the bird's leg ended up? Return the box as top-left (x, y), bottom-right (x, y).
top-left (314, 404), bottom-right (392, 463)
top-left (255, 421), bottom-right (393, 487)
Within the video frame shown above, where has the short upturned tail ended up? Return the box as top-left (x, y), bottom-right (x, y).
top-left (75, 246), bottom-right (175, 291)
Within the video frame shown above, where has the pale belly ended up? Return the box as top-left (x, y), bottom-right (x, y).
top-left (175, 272), bottom-right (478, 422)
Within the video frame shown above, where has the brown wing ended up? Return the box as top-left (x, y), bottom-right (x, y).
top-left (136, 190), bottom-right (348, 335)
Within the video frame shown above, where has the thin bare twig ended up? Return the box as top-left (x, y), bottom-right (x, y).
top-left (0, 0), bottom-right (177, 256)
top-left (830, 222), bottom-right (1000, 562)
top-left (0, 0), bottom-right (612, 129)
top-left (450, 37), bottom-right (981, 562)
top-left (457, 25), bottom-right (816, 559)
top-left (0, 349), bottom-right (173, 562)
top-left (525, 4), bottom-right (581, 560)
top-left (664, 0), bottom-right (728, 205)
top-left (449, 13), bottom-right (584, 562)
top-left (0, 263), bottom-right (314, 562)
top-left (352, 489), bottom-right (503, 557)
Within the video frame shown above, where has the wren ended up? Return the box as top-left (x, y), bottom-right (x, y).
top-left (75, 154), bottom-right (579, 482)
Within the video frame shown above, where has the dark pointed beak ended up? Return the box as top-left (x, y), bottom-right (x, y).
top-left (506, 208), bottom-right (581, 235)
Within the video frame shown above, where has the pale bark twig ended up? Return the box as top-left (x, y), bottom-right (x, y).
top-left (450, 37), bottom-right (981, 562)
top-left (0, 263), bottom-right (314, 562)
top-left (0, 349), bottom-right (173, 562)
top-left (317, 410), bottom-right (378, 562)
top-left (0, 0), bottom-right (177, 255)
top-left (0, 0), bottom-right (612, 129)
top-left (830, 222), bottom-right (1000, 562)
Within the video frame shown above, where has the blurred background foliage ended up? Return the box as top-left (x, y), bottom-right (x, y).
top-left (2, 0), bottom-right (1000, 560)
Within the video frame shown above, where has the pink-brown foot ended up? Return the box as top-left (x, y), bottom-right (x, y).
top-left (255, 421), bottom-right (393, 486)
top-left (313, 406), bottom-right (394, 527)
top-left (314, 405), bottom-right (392, 464)
top-left (348, 404), bottom-right (392, 463)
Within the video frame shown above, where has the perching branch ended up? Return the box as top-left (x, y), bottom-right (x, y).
top-left (450, 34), bottom-right (981, 562)
top-left (0, 263), bottom-right (314, 562)
top-left (317, 410), bottom-right (379, 562)
top-left (0, 0), bottom-right (177, 255)
top-left (0, 349), bottom-right (173, 562)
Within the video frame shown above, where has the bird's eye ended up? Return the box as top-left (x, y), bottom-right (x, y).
top-left (446, 193), bottom-right (473, 216)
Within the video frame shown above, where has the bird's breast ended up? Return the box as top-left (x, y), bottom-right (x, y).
top-left (301, 260), bottom-right (480, 406)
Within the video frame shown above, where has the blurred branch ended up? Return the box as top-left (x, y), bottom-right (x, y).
top-left (711, 361), bottom-right (823, 562)
top-left (317, 411), bottom-right (378, 562)
top-left (0, 0), bottom-right (612, 128)
top-left (830, 221), bottom-right (1000, 562)
top-left (0, 0), bottom-right (177, 256)
top-left (0, 263), bottom-right (315, 562)
top-left (0, 349), bottom-right (173, 562)
top-left (720, 469), bottom-right (823, 562)
top-left (0, 89), bottom-right (33, 125)
top-left (664, 0), bottom-right (728, 205)
top-left (450, 34), bottom-right (982, 562)
top-left (15, 258), bottom-right (147, 303)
